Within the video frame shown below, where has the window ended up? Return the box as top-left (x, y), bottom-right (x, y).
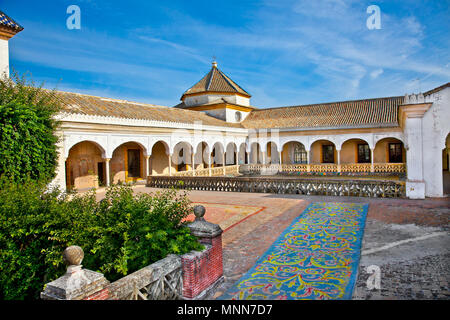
top-left (389, 143), bottom-right (403, 163)
top-left (293, 144), bottom-right (307, 164)
top-left (235, 111), bottom-right (242, 122)
top-left (357, 144), bottom-right (371, 163)
top-left (322, 145), bottom-right (334, 163)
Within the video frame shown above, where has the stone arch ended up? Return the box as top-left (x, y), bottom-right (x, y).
top-left (340, 138), bottom-right (372, 164)
top-left (373, 135), bottom-right (405, 149)
top-left (281, 141), bottom-right (308, 164)
top-left (308, 137), bottom-right (338, 151)
top-left (66, 141), bottom-right (107, 189)
top-left (65, 139), bottom-right (107, 159)
top-left (310, 139), bottom-right (336, 164)
top-left (250, 142), bottom-right (263, 164)
top-left (110, 139), bottom-right (148, 157)
top-left (211, 142), bottom-right (225, 167)
top-left (225, 142), bottom-right (238, 165)
top-left (150, 141), bottom-right (171, 175)
top-left (238, 143), bottom-right (248, 164)
top-left (266, 141), bottom-right (280, 164)
top-left (110, 141), bottom-right (147, 183)
top-left (337, 137), bottom-right (372, 151)
top-left (374, 137), bottom-right (406, 163)
top-left (194, 141), bottom-right (210, 170)
top-left (172, 141), bottom-right (194, 172)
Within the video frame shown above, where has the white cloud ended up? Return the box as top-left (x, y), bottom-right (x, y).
top-left (370, 68), bottom-right (384, 79)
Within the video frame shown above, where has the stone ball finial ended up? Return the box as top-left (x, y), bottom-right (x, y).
top-left (193, 205), bottom-right (206, 221)
top-left (63, 245), bottom-right (84, 266)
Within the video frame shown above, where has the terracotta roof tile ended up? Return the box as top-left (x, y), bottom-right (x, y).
top-left (182, 64), bottom-right (250, 98)
top-left (54, 91), bottom-right (243, 128)
top-left (241, 96), bottom-right (404, 129)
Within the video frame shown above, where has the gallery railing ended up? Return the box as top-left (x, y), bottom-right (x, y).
top-left (240, 163), bottom-right (406, 174)
top-left (171, 165), bottom-right (240, 177)
top-left (147, 175), bottom-right (406, 198)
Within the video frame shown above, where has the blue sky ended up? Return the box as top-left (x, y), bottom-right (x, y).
top-left (3, 0), bottom-right (450, 108)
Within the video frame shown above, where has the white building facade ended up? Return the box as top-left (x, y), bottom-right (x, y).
top-left (1, 11), bottom-right (449, 199)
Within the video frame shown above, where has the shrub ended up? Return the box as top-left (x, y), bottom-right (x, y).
top-left (0, 73), bottom-right (61, 183)
top-left (0, 179), bottom-right (203, 300)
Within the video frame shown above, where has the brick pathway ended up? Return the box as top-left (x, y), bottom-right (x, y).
top-left (94, 186), bottom-right (450, 300)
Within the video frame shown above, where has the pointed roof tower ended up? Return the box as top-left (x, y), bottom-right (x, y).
top-left (177, 61), bottom-right (254, 123)
top-left (181, 61), bottom-right (251, 101)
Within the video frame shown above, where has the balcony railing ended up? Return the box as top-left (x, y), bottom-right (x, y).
top-left (158, 163), bottom-right (406, 178)
top-left (240, 163), bottom-right (406, 174)
top-left (170, 165), bottom-right (240, 177)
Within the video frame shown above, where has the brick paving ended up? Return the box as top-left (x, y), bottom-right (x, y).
top-left (95, 186), bottom-right (450, 300)
top-left (354, 254), bottom-right (450, 300)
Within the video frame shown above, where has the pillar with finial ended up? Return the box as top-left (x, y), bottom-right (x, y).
top-left (181, 205), bottom-right (224, 299)
top-left (41, 245), bottom-right (109, 300)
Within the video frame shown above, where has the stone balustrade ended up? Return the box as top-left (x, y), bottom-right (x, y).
top-left (147, 175), bottom-right (405, 198)
top-left (164, 163), bottom-right (406, 179)
top-left (240, 163), bottom-right (406, 175)
top-left (40, 205), bottom-right (224, 300)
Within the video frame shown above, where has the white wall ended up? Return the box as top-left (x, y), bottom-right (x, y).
top-left (0, 39), bottom-right (9, 78)
top-left (421, 87), bottom-right (450, 197)
top-left (184, 93), bottom-right (250, 107)
top-left (225, 108), bottom-right (250, 123)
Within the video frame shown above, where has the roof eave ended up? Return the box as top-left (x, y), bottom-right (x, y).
top-left (255, 123), bottom-right (401, 131)
top-left (180, 90), bottom-right (251, 101)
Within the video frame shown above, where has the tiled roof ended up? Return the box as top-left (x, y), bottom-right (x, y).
top-left (0, 10), bottom-right (23, 32)
top-left (241, 96), bottom-right (404, 129)
top-left (55, 90), bottom-right (404, 130)
top-left (53, 91), bottom-right (243, 128)
top-left (182, 64), bottom-right (251, 98)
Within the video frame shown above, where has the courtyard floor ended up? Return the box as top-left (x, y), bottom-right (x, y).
top-left (94, 186), bottom-right (450, 300)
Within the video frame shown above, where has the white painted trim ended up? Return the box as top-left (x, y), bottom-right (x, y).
top-left (56, 112), bottom-right (248, 133)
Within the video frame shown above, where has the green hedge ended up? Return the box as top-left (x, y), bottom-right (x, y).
top-left (0, 179), bottom-right (203, 300)
top-left (0, 74), bottom-right (61, 183)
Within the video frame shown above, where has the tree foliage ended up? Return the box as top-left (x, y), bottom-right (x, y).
top-left (0, 180), bottom-right (203, 300)
top-left (0, 73), bottom-right (61, 183)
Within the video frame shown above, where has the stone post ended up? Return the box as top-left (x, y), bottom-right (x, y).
top-left (191, 151), bottom-right (195, 176)
top-left (144, 155), bottom-right (150, 178)
top-left (105, 158), bottom-right (111, 186)
top-left (222, 152), bottom-right (226, 175)
top-left (168, 153), bottom-right (172, 176)
top-left (41, 246), bottom-right (109, 300)
top-left (306, 150), bottom-right (311, 172)
top-left (181, 205), bottom-right (224, 299)
top-left (337, 149), bottom-right (341, 173)
top-left (208, 155), bottom-right (212, 177)
top-left (370, 148), bottom-right (375, 173)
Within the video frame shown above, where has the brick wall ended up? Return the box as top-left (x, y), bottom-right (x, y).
top-left (83, 288), bottom-right (110, 300)
top-left (181, 234), bottom-right (223, 299)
